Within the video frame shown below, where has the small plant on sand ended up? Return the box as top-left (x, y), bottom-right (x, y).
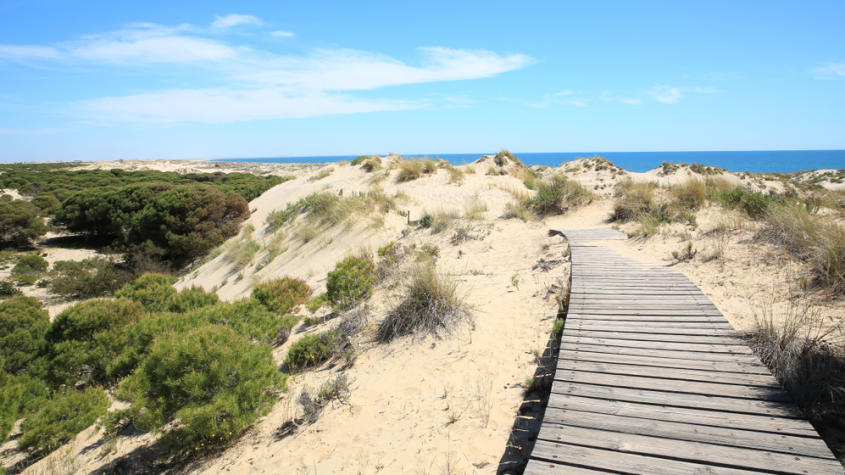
top-left (670, 179), bottom-right (707, 211)
top-left (11, 254), bottom-right (48, 286)
top-left (361, 156), bottom-right (382, 172)
top-left (464, 197), bottom-right (488, 220)
top-left (284, 330), bottom-right (345, 371)
top-left (448, 167), bottom-right (464, 184)
top-left (524, 175), bottom-right (592, 217)
top-left (326, 255), bottom-right (377, 310)
top-left (377, 263), bottom-right (470, 342)
top-left (252, 277), bottom-right (312, 314)
top-left (671, 241), bottom-right (697, 262)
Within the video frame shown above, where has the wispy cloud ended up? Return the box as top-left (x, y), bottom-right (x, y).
top-left (76, 89), bottom-right (420, 123)
top-left (600, 91), bottom-right (641, 105)
top-left (650, 85), bottom-right (682, 104)
top-left (0, 19), bottom-right (532, 124)
top-left (211, 14), bottom-right (263, 30)
top-left (812, 62), bottom-right (845, 79)
top-left (271, 30), bottom-right (295, 38)
top-left (0, 23), bottom-right (236, 64)
top-left (526, 90), bottom-right (588, 108)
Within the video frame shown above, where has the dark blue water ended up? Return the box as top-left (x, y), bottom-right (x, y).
top-left (217, 150), bottom-right (845, 173)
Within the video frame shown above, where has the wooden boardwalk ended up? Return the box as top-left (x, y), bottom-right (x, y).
top-left (525, 228), bottom-right (842, 474)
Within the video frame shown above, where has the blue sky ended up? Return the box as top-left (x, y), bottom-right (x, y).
top-left (1, 0), bottom-right (844, 161)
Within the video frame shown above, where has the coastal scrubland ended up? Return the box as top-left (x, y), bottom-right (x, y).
top-left (1, 153), bottom-right (843, 472)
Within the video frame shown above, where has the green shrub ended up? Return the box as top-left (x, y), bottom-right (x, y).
top-left (0, 279), bottom-right (21, 298)
top-left (44, 298), bottom-right (145, 386)
top-left (350, 155), bottom-right (369, 166)
top-left (192, 298), bottom-right (288, 344)
top-left (252, 277), bottom-right (312, 314)
top-left (116, 273), bottom-right (218, 312)
top-left (551, 318), bottom-right (565, 341)
top-left (0, 199), bottom-right (47, 248)
top-left (11, 254), bottom-right (48, 285)
top-left (284, 331), bottom-right (342, 371)
top-left (48, 258), bottom-right (135, 299)
top-left (19, 387), bottom-right (109, 458)
top-left (524, 175), bottom-right (592, 217)
top-left (611, 181), bottom-right (658, 222)
top-left (117, 325), bottom-right (284, 451)
top-left (305, 293), bottom-right (328, 313)
top-left (419, 213), bottom-right (433, 228)
top-left (377, 264), bottom-right (469, 342)
top-left (717, 187), bottom-right (779, 219)
top-left (0, 372), bottom-right (48, 443)
top-left (0, 296), bottom-right (49, 375)
top-left (326, 255), bottom-right (377, 310)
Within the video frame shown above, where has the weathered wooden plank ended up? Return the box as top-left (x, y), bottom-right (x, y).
top-left (565, 328), bottom-right (747, 345)
top-left (563, 348), bottom-right (769, 373)
top-left (528, 440), bottom-right (760, 475)
top-left (560, 335), bottom-right (754, 354)
top-left (567, 313), bottom-right (729, 323)
top-left (556, 359), bottom-right (780, 387)
top-left (550, 381), bottom-right (804, 418)
top-left (543, 408), bottom-right (833, 458)
top-left (554, 369), bottom-right (791, 401)
top-left (546, 393), bottom-right (820, 437)
top-left (560, 340), bottom-right (762, 363)
top-left (567, 321), bottom-right (737, 334)
top-left (536, 425), bottom-right (842, 473)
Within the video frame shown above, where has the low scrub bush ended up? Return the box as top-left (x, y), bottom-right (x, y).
top-left (716, 187), bottom-right (780, 219)
top-left (396, 159), bottom-right (436, 183)
top-left (0, 279), bottom-right (21, 297)
top-left (116, 325), bottom-right (284, 452)
top-left (43, 298), bottom-right (145, 386)
top-left (0, 199), bottom-right (48, 248)
top-left (377, 263), bottom-right (470, 342)
top-left (252, 277), bottom-right (312, 314)
top-left (326, 255), bottom-right (377, 310)
top-left (0, 296), bottom-right (49, 375)
top-left (11, 254), bottom-right (48, 285)
top-left (611, 180), bottom-right (659, 222)
top-left (283, 330), bottom-right (345, 372)
top-left (19, 387), bottom-right (109, 458)
top-left (361, 156), bottom-right (382, 172)
top-left (524, 175), bottom-right (592, 217)
top-left (116, 273), bottom-right (218, 312)
top-left (48, 257), bottom-right (135, 299)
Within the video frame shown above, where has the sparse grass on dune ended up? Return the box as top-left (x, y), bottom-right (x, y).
top-left (307, 167), bottom-right (334, 182)
top-left (266, 188), bottom-right (397, 234)
top-left (757, 203), bottom-right (845, 292)
top-left (395, 159), bottom-right (436, 183)
top-left (377, 263), bottom-right (470, 342)
top-left (748, 294), bottom-right (844, 456)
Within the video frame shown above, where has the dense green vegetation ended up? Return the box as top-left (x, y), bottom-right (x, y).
top-left (0, 164), bottom-right (289, 266)
top-left (326, 255), bottom-right (377, 310)
top-left (0, 270), bottom-right (290, 464)
top-left (251, 277), bottom-right (311, 314)
top-left (48, 258), bottom-right (135, 298)
top-left (0, 199), bottom-right (48, 248)
top-left (116, 325), bottom-right (283, 451)
top-left (11, 254), bottom-right (48, 285)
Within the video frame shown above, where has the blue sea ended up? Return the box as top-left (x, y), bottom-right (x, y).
top-left (216, 150), bottom-right (845, 174)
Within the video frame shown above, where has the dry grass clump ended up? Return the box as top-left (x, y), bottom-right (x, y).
top-left (447, 167), bottom-right (464, 184)
top-left (361, 156), bottom-right (382, 172)
top-left (494, 148), bottom-right (525, 167)
top-left (524, 175), bottom-right (592, 217)
top-left (224, 233), bottom-right (260, 270)
top-left (377, 263), bottom-right (470, 342)
top-left (266, 189), bottom-right (395, 235)
top-left (757, 203), bottom-right (845, 292)
top-left (748, 295), bottom-right (844, 451)
top-left (396, 159), bottom-right (436, 183)
top-left (502, 201), bottom-right (533, 221)
top-left (611, 180), bottom-right (661, 222)
top-left (670, 179), bottom-right (706, 210)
